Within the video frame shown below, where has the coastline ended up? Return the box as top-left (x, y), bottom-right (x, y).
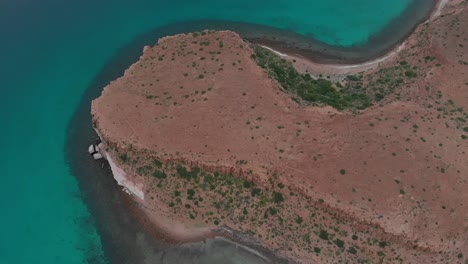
top-left (123, 193), bottom-right (291, 263)
top-left (96, 139), bottom-right (295, 263)
top-left (129, 0), bottom-right (439, 67)
top-left (258, 0), bottom-right (449, 76)
top-left (90, 1), bottom-right (448, 261)
top-left (65, 1), bottom-right (459, 263)
top-left (65, 25), bottom-right (283, 263)
top-left (243, 0), bottom-right (438, 64)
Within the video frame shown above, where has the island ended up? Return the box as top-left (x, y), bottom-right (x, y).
top-left (91, 1), bottom-right (468, 263)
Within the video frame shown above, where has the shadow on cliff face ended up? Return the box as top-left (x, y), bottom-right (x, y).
top-left (64, 21), bottom-right (285, 264)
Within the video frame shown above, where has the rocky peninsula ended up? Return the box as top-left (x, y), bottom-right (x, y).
top-left (91, 1), bottom-right (468, 262)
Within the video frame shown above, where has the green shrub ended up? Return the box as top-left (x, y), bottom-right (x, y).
top-left (405, 70), bottom-right (417, 78)
top-left (272, 191), bottom-right (284, 203)
top-left (335, 239), bottom-right (345, 248)
top-left (136, 165), bottom-right (152, 176)
top-left (153, 159), bottom-right (162, 168)
top-left (152, 170), bottom-right (167, 179)
top-left (251, 188), bottom-right (261, 196)
top-left (318, 230), bottom-right (329, 240)
top-left (187, 189), bottom-right (195, 197)
top-left (176, 165), bottom-right (200, 179)
top-left (243, 180), bottom-right (253, 188)
top-left (295, 216), bottom-right (303, 224)
top-left (267, 207), bottom-right (278, 215)
top-left (119, 153), bottom-right (129, 162)
top-left (348, 247), bottom-right (357, 254)
top-left (346, 75), bottom-right (360, 81)
top-left (251, 46), bottom-right (371, 111)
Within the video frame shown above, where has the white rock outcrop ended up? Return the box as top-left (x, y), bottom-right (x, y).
top-left (90, 139), bottom-right (145, 200)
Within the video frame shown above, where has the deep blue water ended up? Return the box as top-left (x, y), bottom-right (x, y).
top-left (0, 1), bottom-right (435, 263)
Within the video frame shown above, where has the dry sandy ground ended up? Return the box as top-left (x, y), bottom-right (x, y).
top-left (92, 1), bottom-right (468, 263)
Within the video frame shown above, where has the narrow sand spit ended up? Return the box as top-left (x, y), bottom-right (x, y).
top-left (260, 45), bottom-right (287, 57)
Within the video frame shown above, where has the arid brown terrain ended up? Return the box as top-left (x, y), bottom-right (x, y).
top-left (92, 1), bottom-right (467, 263)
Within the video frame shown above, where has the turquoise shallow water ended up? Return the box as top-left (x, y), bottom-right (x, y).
top-left (1, 1), bottom-right (433, 263)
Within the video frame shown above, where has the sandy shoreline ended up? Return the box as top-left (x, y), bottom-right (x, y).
top-left (119, 174), bottom-right (292, 263)
top-left (258, 0), bottom-right (448, 76)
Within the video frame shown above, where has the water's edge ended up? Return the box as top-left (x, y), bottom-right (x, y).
top-left (246, 0), bottom-right (437, 63)
top-left (160, 0), bottom-right (436, 64)
top-left (65, 22), bottom-right (286, 264)
top-left (64, 1), bottom-right (438, 262)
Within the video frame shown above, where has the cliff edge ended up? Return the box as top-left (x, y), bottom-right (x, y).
top-left (91, 6), bottom-right (468, 261)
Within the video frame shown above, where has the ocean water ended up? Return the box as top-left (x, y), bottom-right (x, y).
top-left (0, 1), bottom-right (434, 263)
